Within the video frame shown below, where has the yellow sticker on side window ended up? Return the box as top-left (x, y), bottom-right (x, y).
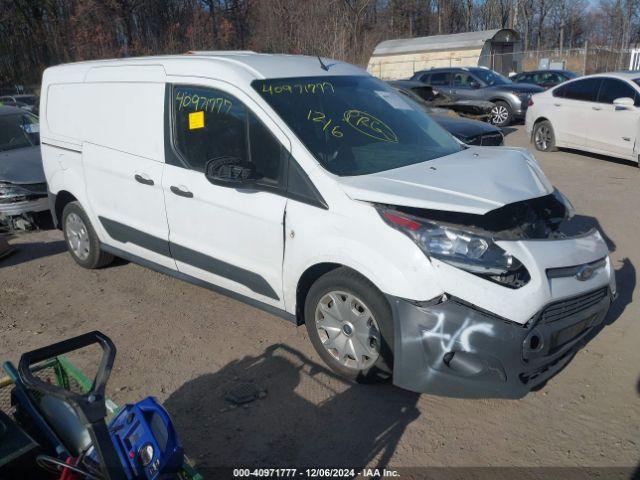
top-left (188, 111), bottom-right (205, 130)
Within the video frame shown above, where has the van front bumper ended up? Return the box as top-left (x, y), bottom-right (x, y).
top-left (389, 287), bottom-right (613, 398)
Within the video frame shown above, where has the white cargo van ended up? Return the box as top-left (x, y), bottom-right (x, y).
top-left (40, 53), bottom-right (616, 398)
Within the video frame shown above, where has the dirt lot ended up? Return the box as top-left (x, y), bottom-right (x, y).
top-left (1, 126), bottom-right (638, 477)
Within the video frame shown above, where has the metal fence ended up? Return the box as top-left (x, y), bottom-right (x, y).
top-left (368, 46), bottom-right (635, 80)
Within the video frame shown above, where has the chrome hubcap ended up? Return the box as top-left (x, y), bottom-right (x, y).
top-left (314, 291), bottom-right (381, 370)
top-left (535, 125), bottom-right (551, 150)
top-left (65, 213), bottom-right (90, 261)
top-left (491, 105), bottom-right (509, 125)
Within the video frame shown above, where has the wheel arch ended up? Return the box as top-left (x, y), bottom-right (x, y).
top-left (53, 190), bottom-right (78, 229)
top-left (294, 262), bottom-right (391, 325)
top-left (533, 116), bottom-right (549, 126)
top-left (295, 262), bottom-right (346, 325)
top-left (488, 96), bottom-right (511, 105)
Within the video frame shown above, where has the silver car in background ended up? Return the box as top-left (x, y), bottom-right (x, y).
top-left (0, 106), bottom-right (48, 230)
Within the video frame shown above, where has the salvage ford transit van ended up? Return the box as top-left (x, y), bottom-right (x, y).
top-left (40, 53), bottom-right (616, 398)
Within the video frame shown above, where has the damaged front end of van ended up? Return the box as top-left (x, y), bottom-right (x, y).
top-left (336, 144), bottom-right (616, 398)
top-left (377, 187), bottom-right (616, 398)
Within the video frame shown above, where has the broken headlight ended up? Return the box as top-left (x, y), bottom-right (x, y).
top-left (0, 182), bottom-right (31, 204)
top-left (378, 206), bottom-right (530, 288)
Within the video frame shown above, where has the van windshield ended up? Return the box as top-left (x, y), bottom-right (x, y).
top-left (252, 76), bottom-right (461, 176)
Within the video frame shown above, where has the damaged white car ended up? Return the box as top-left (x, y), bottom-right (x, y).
top-left (41, 54), bottom-right (616, 398)
top-left (0, 105), bottom-right (48, 230)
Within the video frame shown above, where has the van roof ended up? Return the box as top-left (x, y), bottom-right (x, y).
top-left (42, 52), bottom-right (366, 85)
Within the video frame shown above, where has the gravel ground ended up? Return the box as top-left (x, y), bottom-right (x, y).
top-left (0, 125), bottom-right (638, 477)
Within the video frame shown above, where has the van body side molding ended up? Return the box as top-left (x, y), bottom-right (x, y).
top-left (98, 216), bottom-right (279, 300)
top-left (99, 217), bottom-right (172, 257)
top-left (41, 141), bottom-right (82, 153)
top-left (101, 244), bottom-right (296, 324)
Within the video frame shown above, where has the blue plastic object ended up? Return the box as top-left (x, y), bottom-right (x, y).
top-left (101, 396), bottom-right (183, 479)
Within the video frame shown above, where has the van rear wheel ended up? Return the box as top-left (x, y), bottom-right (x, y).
top-left (62, 202), bottom-right (113, 269)
top-left (304, 267), bottom-right (393, 383)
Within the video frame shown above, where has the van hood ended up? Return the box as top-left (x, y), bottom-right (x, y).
top-left (336, 147), bottom-right (553, 215)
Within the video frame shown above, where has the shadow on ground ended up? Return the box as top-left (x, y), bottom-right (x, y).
top-left (164, 344), bottom-right (420, 474)
top-left (0, 239), bottom-right (67, 268)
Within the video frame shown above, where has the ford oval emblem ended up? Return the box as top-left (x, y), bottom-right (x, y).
top-left (576, 265), bottom-right (594, 281)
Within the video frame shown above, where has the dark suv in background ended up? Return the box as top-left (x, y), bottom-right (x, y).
top-left (511, 69), bottom-right (577, 90)
top-left (411, 67), bottom-right (544, 127)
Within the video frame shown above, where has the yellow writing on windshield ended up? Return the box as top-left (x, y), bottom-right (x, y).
top-left (343, 110), bottom-right (398, 143)
top-left (261, 82), bottom-right (335, 96)
top-left (175, 90), bottom-right (233, 114)
top-left (306, 110), bottom-right (343, 138)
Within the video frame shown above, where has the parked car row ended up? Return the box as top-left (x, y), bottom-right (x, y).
top-left (387, 79), bottom-right (496, 121)
top-left (410, 66), bottom-right (545, 127)
top-left (388, 80), bottom-right (504, 146)
top-left (409, 67), bottom-right (585, 127)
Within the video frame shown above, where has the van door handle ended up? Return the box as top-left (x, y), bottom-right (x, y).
top-left (553, 103), bottom-right (561, 107)
top-left (170, 186), bottom-right (193, 198)
top-left (134, 174), bottom-right (154, 186)
top-left (592, 106), bottom-right (602, 111)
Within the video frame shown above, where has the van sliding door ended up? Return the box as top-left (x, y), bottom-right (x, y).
top-left (80, 66), bottom-right (174, 270)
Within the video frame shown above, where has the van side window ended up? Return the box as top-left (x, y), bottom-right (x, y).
top-left (171, 85), bottom-right (286, 186)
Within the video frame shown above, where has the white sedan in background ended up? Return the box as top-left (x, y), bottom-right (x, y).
top-left (526, 71), bottom-right (640, 165)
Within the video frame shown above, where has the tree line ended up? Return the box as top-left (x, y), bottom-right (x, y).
top-left (1, 0), bottom-right (638, 85)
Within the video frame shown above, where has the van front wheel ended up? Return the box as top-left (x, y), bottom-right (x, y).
top-left (304, 267), bottom-right (394, 383)
top-left (62, 202), bottom-right (114, 269)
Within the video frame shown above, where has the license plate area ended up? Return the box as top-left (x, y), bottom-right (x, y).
top-left (549, 314), bottom-right (596, 351)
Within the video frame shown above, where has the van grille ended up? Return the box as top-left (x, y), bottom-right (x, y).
top-left (539, 287), bottom-right (608, 324)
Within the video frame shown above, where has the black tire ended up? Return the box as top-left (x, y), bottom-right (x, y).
top-left (61, 202), bottom-right (113, 269)
top-left (533, 120), bottom-right (557, 152)
top-left (490, 100), bottom-right (513, 127)
top-left (304, 267), bottom-right (394, 383)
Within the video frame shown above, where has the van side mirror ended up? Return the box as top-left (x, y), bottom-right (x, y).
top-left (205, 156), bottom-right (258, 187)
top-left (613, 97), bottom-right (635, 109)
